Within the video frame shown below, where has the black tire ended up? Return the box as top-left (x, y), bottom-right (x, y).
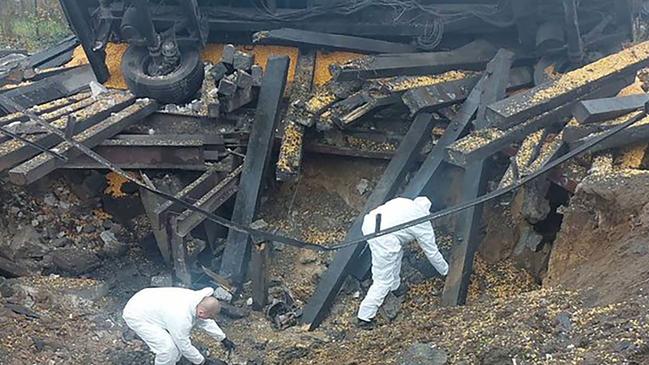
top-left (121, 45), bottom-right (204, 105)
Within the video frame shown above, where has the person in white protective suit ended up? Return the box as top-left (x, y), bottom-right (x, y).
top-left (357, 196), bottom-right (449, 328)
top-left (122, 287), bottom-right (236, 365)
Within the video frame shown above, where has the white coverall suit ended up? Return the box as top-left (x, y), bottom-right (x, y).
top-left (122, 287), bottom-right (226, 365)
top-left (357, 197), bottom-right (449, 322)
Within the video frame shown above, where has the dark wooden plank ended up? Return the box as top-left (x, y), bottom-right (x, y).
top-left (139, 174), bottom-right (172, 264)
top-left (220, 56), bottom-right (290, 284)
top-left (63, 144), bottom-right (205, 170)
top-left (152, 167), bottom-right (225, 232)
top-left (0, 65), bottom-right (96, 113)
top-left (332, 40), bottom-right (500, 81)
top-left (402, 76), bottom-right (481, 116)
top-left (0, 92), bottom-right (136, 172)
top-left (402, 67), bottom-right (532, 117)
top-left (176, 165), bottom-right (243, 237)
top-left (8, 99), bottom-right (158, 185)
top-left (169, 216), bottom-right (192, 286)
top-left (573, 94), bottom-right (649, 124)
top-left (250, 219), bottom-right (270, 311)
top-left (441, 159), bottom-right (489, 306)
top-left (276, 49), bottom-right (316, 182)
top-left (448, 74), bottom-right (635, 166)
top-left (568, 114), bottom-right (649, 153)
top-left (485, 41), bottom-right (649, 130)
top-left (402, 49), bottom-right (514, 197)
top-left (253, 28), bottom-right (417, 53)
top-left (302, 112), bottom-right (435, 330)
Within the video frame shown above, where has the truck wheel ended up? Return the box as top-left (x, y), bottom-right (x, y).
top-left (121, 45), bottom-right (204, 105)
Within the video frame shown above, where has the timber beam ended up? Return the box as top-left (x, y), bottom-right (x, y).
top-left (276, 49), bottom-right (316, 182)
top-left (568, 113), bottom-right (649, 153)
top-left (175, 165), bottom-right (243, 237)
top-left (0, 92), bottom-right (135, 172)
top-left (485, 41), bottom-right (649, 130)
top-left (220, 56), bottom-right (290, 284)
top-left (573, 94), bottom-right (649, 124)
top-left (349, 48), bottom-right (515, 282)
top-left (448, 75), bottom-right (635, 166)
top-left (441, 159), bottom-right (489, 306)
top-left (8, 99), bottom-right (158, 185)
top-left (331, 40), bottom-right (500, 81)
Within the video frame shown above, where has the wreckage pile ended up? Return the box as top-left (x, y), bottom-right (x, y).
top-left (2, 2), bottom-right (649, 362)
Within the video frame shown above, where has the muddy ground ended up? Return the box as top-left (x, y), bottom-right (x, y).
top-left (1, 153), bottom-right (649, 365)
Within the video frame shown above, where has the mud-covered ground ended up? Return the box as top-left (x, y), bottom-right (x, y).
top-left (2, 155), bottom-right (649, 365)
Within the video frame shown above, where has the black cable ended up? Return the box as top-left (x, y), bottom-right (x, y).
top-left (2, 95), bottom-right (645, 252)
top-left (0, 122), bottom-right (68, 161)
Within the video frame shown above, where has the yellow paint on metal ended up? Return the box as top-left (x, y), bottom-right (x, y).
top-left (68, 42), bottom-right (365, 90)
top-left (67, 43), bottom-right (129, 89)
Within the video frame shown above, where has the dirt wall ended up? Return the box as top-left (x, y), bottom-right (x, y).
top-left (544, 168), bottom-right (649, 305)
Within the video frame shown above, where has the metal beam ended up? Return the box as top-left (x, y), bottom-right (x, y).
top-left (220, 56), bottom-right (290, 284)
top-left (253, 28), bottom-right (417, 54)
top-left (58, 0), bottom-right (109, 83)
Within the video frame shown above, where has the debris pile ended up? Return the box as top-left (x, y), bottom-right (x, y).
top-left (1, 0), bottom-right (649, 363)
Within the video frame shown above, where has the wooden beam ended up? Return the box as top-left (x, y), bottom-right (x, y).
top-left (0, 92), bottom-right (135, 172)
top-left (8, 99), bottom-right (157, 185)
top-left (568, 113), bottom-right (649, 153)
top-left (302, 112), bottom-right (435, 330)
top-left (348, 48), bottom-right (515, 283)
top-left (139, 174), bottom-right (172, 264)
top-left (220, 56), bottom-right (290, 284)
top-left (441, 159), bottom-right (489, 306)
top-left (276, 49), bottom-right (316, 182)
top-left (573, 94), bottom-right (649, 124)
top-left (485, 41), bottom-right (649, 130)
top-left (175, 165), bottom-right (243, 237)
top-left (332, 40), bottom-right (500, 81)
top-left (169, 216), bottom-right (192, 286)
top-left (402, 49), bottom-right (515, 197)
top-left (448, 74), bottom-right (635, 166)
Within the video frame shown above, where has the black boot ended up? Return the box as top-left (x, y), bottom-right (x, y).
top-left (356, 318), bottom-right (375, 330)
top-left (391, 283), bottom-right (409, 297)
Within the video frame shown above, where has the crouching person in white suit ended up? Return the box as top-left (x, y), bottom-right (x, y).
top-left (123, 287), bottom-right (236, 365)
top-left (357, 197), bottom-right (449, 329)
